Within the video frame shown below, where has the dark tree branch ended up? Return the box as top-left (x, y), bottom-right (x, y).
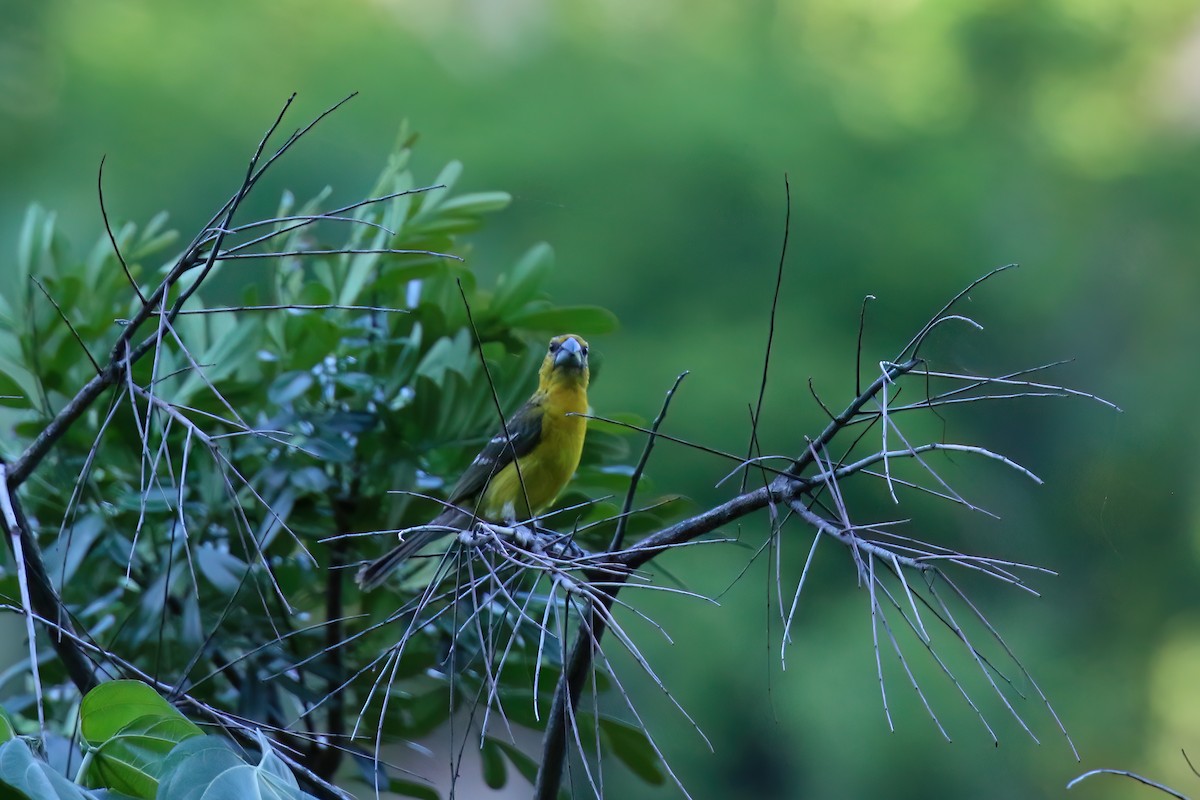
top-left (0, 463), bottom-right (101, 693)
top-left (535, 372), bottom-right (689, 800)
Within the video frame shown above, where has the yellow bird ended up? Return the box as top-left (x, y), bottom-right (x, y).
top-left (356, 333), bottom-right (590, 590)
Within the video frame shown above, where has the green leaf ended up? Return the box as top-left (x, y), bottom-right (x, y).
top-left (172, 316), bottom-right (262, 404)
top-left (415, 332), bottom-right (473, 385)
top-left (155, 734), bottom-right (316, 800)
top-left (15, 205), bottom-right (55, 305)
top-left (80, 681), bottom-right (201, 747)
top-left (87, 716), bottom-right (204, 799)
top-left (508, 305), bottom-right (619, 336)
top-left (0, 707), bottom-right (16, 742)
top-left (489, 740), bottom-right (539, 788)
top-left (155, 737), bottom-right (242, 800)
top-left (600, 718), bottom-right (665, 786)
top-left (491, 243), bottom-right (553, 317)
top-left (480, 738), bottom-right (506, 789)
top-left (0, 738), bottom-right (93, 800)
top-left (0, 329), bottom-right (40, 406)
top-left (195, 545), bottom-right (248, 595)
top-left (43, 514), bottom-right (106, 587)
top-left (338, 244), bottom-right (384, 307)
top-left (402, 686), bottom-right (452, 739)
top-left (436, 191), bottom-right (512, 217)
top-left (416, 161), bottom-right (463, 218)
top-left (387, 780), bottom-right (440, 800)
top-left (268, 371), bottom-right (314, 405)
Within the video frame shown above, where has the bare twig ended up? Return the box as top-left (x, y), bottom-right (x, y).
top-left (1068, 768), bottom-right (1190, 799)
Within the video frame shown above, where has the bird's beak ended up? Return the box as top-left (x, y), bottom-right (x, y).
top-left (554, 336), bottom-right (585, 368)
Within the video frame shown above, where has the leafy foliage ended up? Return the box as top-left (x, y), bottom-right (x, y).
top-left (0, 128), bottom-right (662, 797)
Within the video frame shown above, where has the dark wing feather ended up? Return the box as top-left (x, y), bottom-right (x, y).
top-left (447, 399), bottom-right (544, 505)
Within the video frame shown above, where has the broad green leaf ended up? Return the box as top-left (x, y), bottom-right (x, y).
top-left (0, 738), bottom-right (93, 800)
top-left (155, 737), bottom-right (242, 800)
top-left (87, 716), bottom-right (203, 799)
top-left (80, 681), bottom-right (201, 747)
top-left (155, 734), bottom-right (316, 800)
top-left (253, 736), bottom-right (298, 787)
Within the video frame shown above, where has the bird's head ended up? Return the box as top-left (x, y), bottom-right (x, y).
top-left (540, 333), bottom-right (589, 389)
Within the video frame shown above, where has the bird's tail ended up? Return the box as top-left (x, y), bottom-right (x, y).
top-left (355, 512), bottom-right (464, 590)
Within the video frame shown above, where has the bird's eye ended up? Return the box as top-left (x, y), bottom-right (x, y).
top-left (581, 346), bottom-right (589, 356)
top-left (549, 342), bottom-right (558, 352)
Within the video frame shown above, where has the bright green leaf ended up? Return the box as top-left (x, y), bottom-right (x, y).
top-left (80, 681), bottom-right (202, 747)
top-left (0, 707), bottom-right (15, 743)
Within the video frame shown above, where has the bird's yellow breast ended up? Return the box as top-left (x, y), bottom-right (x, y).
top-left (479, 380), bottom-right (588, 521)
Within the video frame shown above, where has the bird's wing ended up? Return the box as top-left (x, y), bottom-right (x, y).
top-left (446, 399), bottom-right (544, 506)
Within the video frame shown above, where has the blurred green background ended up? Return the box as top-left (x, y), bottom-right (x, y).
top-left (3, 1), bottom-right (1200, 797)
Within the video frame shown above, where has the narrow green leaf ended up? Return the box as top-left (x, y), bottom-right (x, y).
top-left (338, 244), bottom-right (383, 307)
top-left (490, 740), bottom-right (539, 788)
top-left (600, 718), bottom-right (665, 785)
top-left (416, 161), bottom-right (463, 218)
top-left (508, 305), bottom-right (619, 336)
top-left (436, 191), bottom-right (512, 216)
top-left (195, 545), bottom-right (248, 595)
top-left (480, 738), bottom-right (507, 789)
top-left (385, 779), bottom-right (440, 800)
top-left (490, 243), bottom-right (553, 317)
top-left (173, 316), bottom-right (262, 404)
top-left (267, 371), bottom-right (313, 406)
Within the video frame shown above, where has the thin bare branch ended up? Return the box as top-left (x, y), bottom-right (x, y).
top-left (97, 154), bottom-right (147, 303)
